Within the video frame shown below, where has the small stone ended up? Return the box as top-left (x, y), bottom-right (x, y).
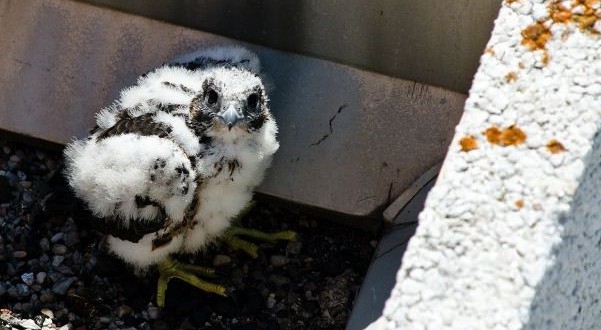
top-left (147, 306), bottom-right (159, 320)
top-left (212, 254), bottom-right (232, 267)
top-left (268, 274), bottom-right (291, 287)
top-left (16, 283), bottom-right (31, 296)
top-left (36, 272), bottom-right (47, 284)
top-left (286, 241), bottom-right (303, 255)
top-left (45, 159), bottom-right (56, 171)
top-left (40, 308), bottom-right (54, 319)
top-left (21, 192), bottom-right (33, 204)
top-left (21, 272), bottom-right (35, 286)
top-left (20, 181), bottom-right (32, 189)
top-left (39, 238), bottom-right (50, 252)
top-left (266, 293), bottom-right (277, 309)
top-left (8, 286), bottom-right (18, 297)
top-left (118, 305), bottom-right (133, 317)
top-left (52, 255), bottom-right (65, 267)
top-left (50, 232), bottom-right (64, 243)
top-left (65, 231), bottom-right (80, 247)
top-left (49, 272), bottom-right (64, 283)
top-left (52, 277), bottom-right (76, 295)
top-left (40, 291), bottom-right (55, 303)
top-left (270, 255), bottom-right (288, 267)
top-left (14, 250), bottom-right (28, 258)
top-left (52, 244), bottom-right (67, 255)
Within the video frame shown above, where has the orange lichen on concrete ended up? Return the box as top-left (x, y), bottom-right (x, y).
top-left (515, 200), bottom-right (525, 208)
top-left (505, 71), bottom-right (518, 83)
top-left (485, 125), bottom-right (527, 147)
top-left (459, 136), bottom-right (478, 152)
top-left (547, 139), bottom-right (567, 153)
top-left (549, 0), bottom-right (600, 32)
top-left (517, 0), bottom-right (601, 66)
top-left (521, 23), bottom-right (552, 50)
top-left (485, 126), bottom-right (503, 145)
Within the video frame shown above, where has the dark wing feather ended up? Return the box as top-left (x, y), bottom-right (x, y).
top-left (73, 198), bottom-right (166, 243)
top-left (97, 113), bottom-right (171, 140)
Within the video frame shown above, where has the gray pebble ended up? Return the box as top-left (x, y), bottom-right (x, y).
top-left (52, 277), bottom-right (76, 295)
top-left (212, 254), bottom-right (232, 267)
top-left (16, 283), bottom-right (30, 296)
top-left (50, 232), bottom-right (64, 243)
top-left (270, 255), bottom-right (288, 267)
top-left (21, 192), bottom-right (33, 204)
top-left (19, 181), bottom-right (32, 189)
top-left (39, 238), bottom-right (50, 252)
top-left (147, 306), bottom-right (159, 320)
top-left (13, 250), bottom-right (27, 259)
top-left (21, 272), bottom-right (34, 286)
top-left (36, 272), bottom-right (47, 284)
top-left (266, 293), bottom-right (277, 309)
top-left (39, 291), bottom-right (55, 303)
top-left (52, 255), bottom-right (65, 267)
top-left (52, 244), bottom-right (67, 255)
top-left (286, 241), bottom-right (303, 255)
top-left (48, 272), bottom-right (63, 283)
top-left (65, 231), bottom-right (80, 247)
top-left (269, 274), bottom-right (291, 287)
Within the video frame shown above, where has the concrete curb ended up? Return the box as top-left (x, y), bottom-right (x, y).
top-left (367, 0), bottom-right (601, 328)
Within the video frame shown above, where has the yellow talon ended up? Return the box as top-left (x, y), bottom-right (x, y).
top-left (156, 258), bottom-right (226, 308)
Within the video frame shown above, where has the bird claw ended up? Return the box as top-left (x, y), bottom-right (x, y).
top-left (222, 226), bottom-right (298, 258)
top-left (156, 258), bottom-right (226, 308)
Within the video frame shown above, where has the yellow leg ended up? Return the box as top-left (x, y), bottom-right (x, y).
top-left (156, 258), bottom-right (226, 308)
top-left (222, 226), bottom-right (298, 258)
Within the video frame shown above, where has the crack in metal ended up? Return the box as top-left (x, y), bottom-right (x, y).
top-left (309, 104), bottom-right (347, 146)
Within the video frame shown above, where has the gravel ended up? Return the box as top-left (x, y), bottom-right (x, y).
top-left (0, 136), bottom-right (376, 329)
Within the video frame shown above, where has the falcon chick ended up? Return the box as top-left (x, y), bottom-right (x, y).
top-left (64, 46), bottom-right (294, 307)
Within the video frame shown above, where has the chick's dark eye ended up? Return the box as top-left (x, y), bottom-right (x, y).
top-left (206, 89), bottom-right (219, 105)
top-left (247, 93), bottom-right (259, 109)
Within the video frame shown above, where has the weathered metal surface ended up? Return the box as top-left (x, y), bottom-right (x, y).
top-left (76, 0), bottom-right (501, 94)
top-left (0, 0), bottom-right (466, 222)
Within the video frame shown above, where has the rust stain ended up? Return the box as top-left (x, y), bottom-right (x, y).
top-left (547, 139), bottom-right (567, 153)
top-left (505, 71), bottom-right (518, 83)
top-left (485, 125), bottom-right (527, 147)
top-left (459, 136), bottom-right (478, 152)
top-left (515, 200), bottom-right (525, 208)
top-left (521, 23), bottom-right (552, 51)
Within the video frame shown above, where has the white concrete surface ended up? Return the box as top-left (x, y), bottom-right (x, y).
top-left (367, 0), bottom-right (601, 329)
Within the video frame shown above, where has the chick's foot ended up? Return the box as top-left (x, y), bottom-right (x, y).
top-left (156, 258), bottom-right (226, 308)
top-left (222, 226), bottom-right (298, 258)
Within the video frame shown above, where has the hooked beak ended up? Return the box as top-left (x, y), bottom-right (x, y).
top-left (218, 104), bottom-right (244, 130)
